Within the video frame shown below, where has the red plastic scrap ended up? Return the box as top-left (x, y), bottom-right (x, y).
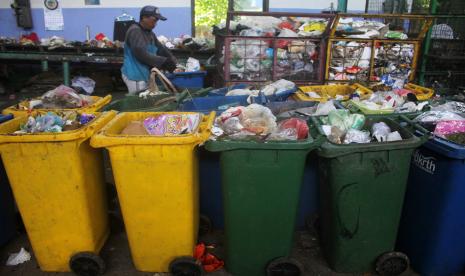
top-left (279, 118), bottom-right (309, 140)
top-left (194, 243), bottom-right (224, 273)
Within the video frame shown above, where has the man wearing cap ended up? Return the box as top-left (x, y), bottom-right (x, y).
top-left (121, 6), bottom-right (177, 95)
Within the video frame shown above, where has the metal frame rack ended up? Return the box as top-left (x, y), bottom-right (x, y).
top-left (325, 13), bottom-right (432, 84)
top-left (216, 11), bottom-right (336, 87)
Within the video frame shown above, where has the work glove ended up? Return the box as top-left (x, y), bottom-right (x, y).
top-left (162, 58), bottom-right (177, 73)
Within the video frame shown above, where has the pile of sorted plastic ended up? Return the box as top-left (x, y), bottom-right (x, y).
top-left (121, 114), bottom-right (201, 136)
top-left (40, 36), bottom-right (73, 49)
top-left (157, 35), bottom-right (214, 51)
top-left (225, 37), bottom-right (318, 81)
top-left (18, 85), bottom-right (94, 110)
top-left (15, 111), bottom-right (95, 134)
top-left (335, 18), bottom-right (408, 39)
top-left (372, 43), bottom-right (415, 87)
top-left (0, 37), bottom-right (17, 45)
top-left (329, 41), bottom-right (372, 81)
top-left (211, 104), bottom-right (309, 141)
top-left (224, 79), bottom-right (295, 103)
top-left (320, 110), bottom-right (402, 144)
top-left (349, 90), bottom-right (429, 113)
top-left (221, 16), bottom-right (329, 38)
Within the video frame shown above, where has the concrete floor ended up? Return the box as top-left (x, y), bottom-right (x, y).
top-left (0, 217), bottom-right (420, 276)
top-left (0, 82), bottom-right (421, 276)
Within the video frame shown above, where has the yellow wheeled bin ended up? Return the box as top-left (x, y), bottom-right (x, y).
top-left (90, 111), bottom-right (215, 273)
top-left (2, 95), bottom-right (112, 117)
top-left (0, 110), bottom-right (116, 275)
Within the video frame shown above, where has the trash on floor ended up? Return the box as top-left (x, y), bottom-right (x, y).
top-left (6, 248), bottom-right (31, 266)
top-left (194, 243), bottom-right (224, 273)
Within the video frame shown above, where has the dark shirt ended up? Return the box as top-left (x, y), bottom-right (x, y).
top-left (124, 23), bottom-right (176, 68)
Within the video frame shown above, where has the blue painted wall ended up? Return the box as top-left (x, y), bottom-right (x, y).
top-left (0, 7), bottom-right (191, 41)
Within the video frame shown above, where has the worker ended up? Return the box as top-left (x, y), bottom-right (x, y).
top-left (121, 5), bottom-right (177, 95)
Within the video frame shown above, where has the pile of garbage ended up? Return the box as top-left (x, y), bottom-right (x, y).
top-left (157, 35), bottom-right (214, 51)
top-left (17, 85), bottom-right (94, 111)
top-left (211, 104), bottom-right (309, 141)
top-left (221, 16), bottom-right (329, 38)
top-left (320, 110), bottom-right (403, 144)
top-left (15, 111), bottom-right (95, 134)
top-left (225, 79), bottom-right (295, 101)
top-left (40, 36), bottom-right (73, 49)
top-left (336, 18), bottom-right (408, 39)
top-left (413, 108), bottom-right (465, 144)
top-left (349, 89), bottom-right (429, 113)
top-left (121, 114), bottom-right (201, 136)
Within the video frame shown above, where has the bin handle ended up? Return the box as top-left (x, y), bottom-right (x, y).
top-left (81, 111), bottom-right (117, 139)
top-left (197, 111), bottom-right (216, 142)
top-left (148, 67), bottom-right (178, 94)
top-left (399, 114), bottom-right (432, 143)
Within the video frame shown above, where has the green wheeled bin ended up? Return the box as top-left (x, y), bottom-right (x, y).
top-left (314, 116), bottom-right (427, 275)
top-left (205, 125), bottom-right (323, 276)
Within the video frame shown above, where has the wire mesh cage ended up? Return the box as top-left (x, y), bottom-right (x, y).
top-left (326, 13), bottom-right (432, 84)
top-left (422, 15), bottom-right (465, 89)
top-left (216, 11), bottom-right (335, 86)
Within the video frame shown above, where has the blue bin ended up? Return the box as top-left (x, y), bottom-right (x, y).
top-left (167, 71), bottom-right (207, 89)
top-left (397, 135), bottom-right (465, 275)
top-left (179, 96), bottom-right (249, 114)
top-left (0, 114), bottom-right (16, 246)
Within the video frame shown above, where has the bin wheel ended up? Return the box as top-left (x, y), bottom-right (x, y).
top-left (375, 251), bottom-right (410, 276)
top-left (266, 257), bottom-right (303, 276)
top-left (199, 214), bottom-right (212, 236)
top-left (169, 256), bottom-right (203, 276)
top-left (69, 252), bottom-right (105, 276)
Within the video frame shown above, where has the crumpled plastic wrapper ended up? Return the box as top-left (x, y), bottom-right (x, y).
top-left (143, 114), bottom-right (201, 136)
top-left (6, 248), bottom-right (31, 266)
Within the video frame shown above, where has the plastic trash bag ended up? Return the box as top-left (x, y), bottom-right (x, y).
top-left (71, 76), bottom-right (96, 94)
top-left (327, 110), bottom-right (365, 132)
top-left (314, 101), bottom-right (337, 116)
top-left (186, 57), bottom-right (201, 72)
top-left (41, 85), bottom-right (93, 108)
top-left (372, 122), bottom-right (391, 142)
